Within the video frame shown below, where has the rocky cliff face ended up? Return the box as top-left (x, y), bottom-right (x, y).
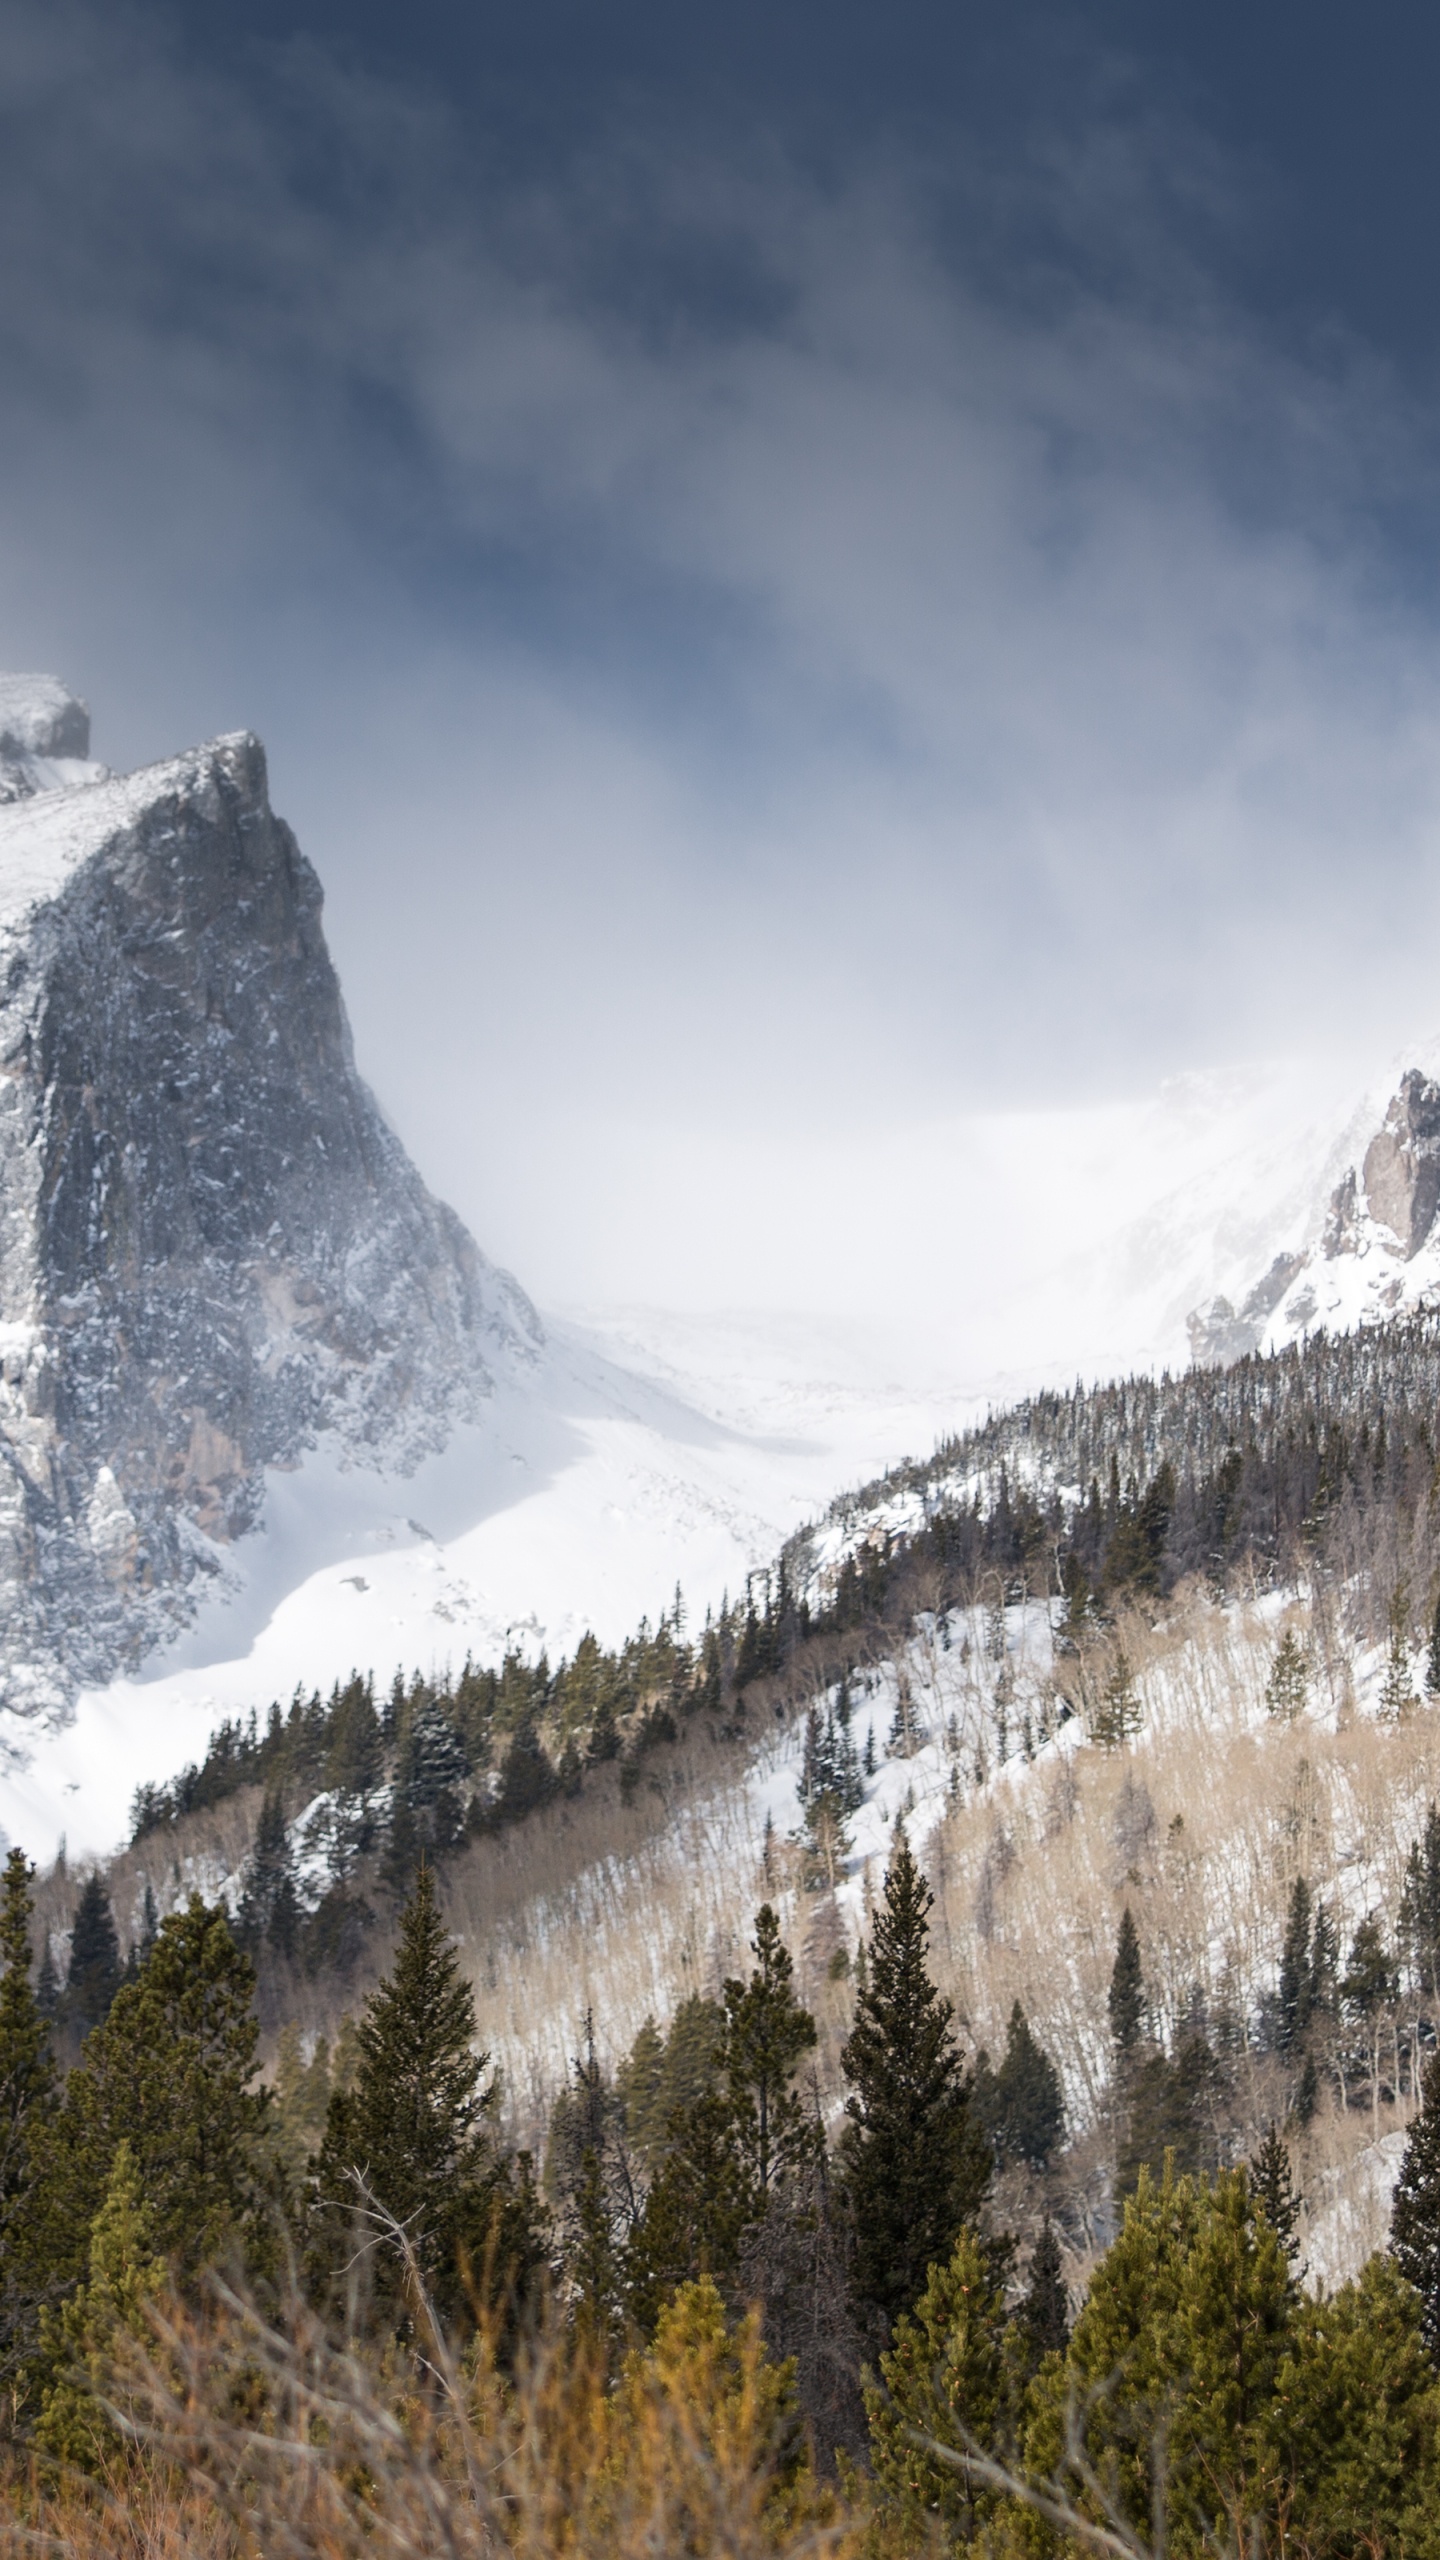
top-left (0, 684), bottom-right (539, 1711)
top-left (1188, 1067), bottom-right (1440, 1367)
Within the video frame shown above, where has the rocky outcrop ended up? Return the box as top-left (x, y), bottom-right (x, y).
top-left (1187, 1067), bottom-right (1440, 1369)
top-left (1185, 1252), bottom-right (1306, 1367)
top-left (1356, 1070), bottom-right (1440, 1258)
top-left (0, 688), bottom-right (538, 1710)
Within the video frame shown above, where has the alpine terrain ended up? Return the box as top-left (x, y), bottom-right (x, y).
top-left (0, 677), bottom-right (539, 1715)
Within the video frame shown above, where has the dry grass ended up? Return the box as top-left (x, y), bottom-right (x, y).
top-left (0, 2239), bottom-right (855, 2560)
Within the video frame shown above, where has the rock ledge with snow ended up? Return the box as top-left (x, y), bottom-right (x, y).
top-left (0, 684), bottom-right (539, 1714)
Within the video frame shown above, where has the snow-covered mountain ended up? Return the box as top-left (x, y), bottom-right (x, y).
top-left (6, 672), bottom-right (1440, 1866)
top-left (0, 680), bottom-right (538, 1718)
top-left (1186, 1057), bottom-right (1440, 1364)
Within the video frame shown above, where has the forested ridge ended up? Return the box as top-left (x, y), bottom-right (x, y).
top-left (10, 1827), bottom-right (1440, 2556)
top-left (15, 1306), bottom-right (1440, 2549)
top-left (798, 1306), bottom-right (1440, 1610)
top-left (126, 1308), bottom-right (1440, 1964)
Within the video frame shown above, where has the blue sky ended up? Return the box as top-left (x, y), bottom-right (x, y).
top-left (3, 0), bottom-right (1440, 1313)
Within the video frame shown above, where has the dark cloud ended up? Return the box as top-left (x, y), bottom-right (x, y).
top-left (0, 0), bottom-right (1437, 1311)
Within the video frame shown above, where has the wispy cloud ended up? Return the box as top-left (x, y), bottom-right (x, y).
top-left (0, 0), bottom-right (1436, 1312)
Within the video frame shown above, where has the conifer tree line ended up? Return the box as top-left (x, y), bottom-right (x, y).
top-left (100, 1300), bottom-right (1440, 2025)
top-left (794, 1300), bottom-right (1440, 1637)
top-left (13, 1831), bottom-right (1440, 2558)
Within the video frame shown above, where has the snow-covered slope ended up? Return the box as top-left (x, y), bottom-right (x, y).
top-left (5, 676), bottom-right (1440, 1868)
top-left (0, 1309), bottom-right (991, 1860)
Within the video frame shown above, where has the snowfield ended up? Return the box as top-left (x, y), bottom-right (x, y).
top-left (0, 1312), bottom-right (991, 1862)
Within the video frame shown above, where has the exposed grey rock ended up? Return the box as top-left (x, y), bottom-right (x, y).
top-left (1360, 1069), bottom-right (1440, 1257)
top-left (1187, 1067), bottom-right (1440, 1366)
top-left (1186, 1250), bottom-right (1306, 1367)
top-left (0, 711), bottom-right (539, 1712)
top-left (1322, 1167), bottom-right (1361, 1260)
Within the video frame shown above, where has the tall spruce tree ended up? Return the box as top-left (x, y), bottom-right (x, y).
top-left (1020, 2216), bottom-right (1070, 2357)
top-left (1249, 2123), bottom-right (1304, 2266)
top-left (838, 1835), bottom-right (990, 2339)
top-left (1391, 2048), bottom-right (1440, 2354)
top-left (973, 2001), bottom-right (1065, 2169)
top-left (236, 1788), bottom-right (301, 1960)
top-left (721, 1905), bottom-right (819, 2199)
top-left (555, 2012), bottom-right (624, 2360)
top-left (311, 1863), bottom-right (539, 2336)
top-left (1277, 1877), bottom-right (1315, 2054)
top-left (1108, 1905), bottom-right (1146, 2057)
top-left (623, 2086), bottom-right (752, 2335)
top-left (30, 1895), bottom-right (270, 2297)
top-left (1400, 1806), bottom-right (1440, 1996)
top-left (63, 1873), bottom-right (122, 2039)
top-left (0, 1850), bottom-right (58, 2397)
top-left (35, 1941), bottom-right (59, 2021)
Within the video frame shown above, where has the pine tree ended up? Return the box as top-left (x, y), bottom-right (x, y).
top-left (395, 1696), bottom-right (470, 1853)
top-left (623, 2088), bottom-right (752, 2335)
top-left (311, 1864), bottom-right (538, 2336)
top-left (1108, 1906), bottom-right (1146, 2057)
top-left (1312, 1897), bottom-right (1340, 2012)
top-left (865, 2229), bottom-right (1018, 2543)
top-left (552, 2011), bottom-right (624, 2359)
top-left (1265, 1629), bottom-right (1310, 1721)
top-left (34, 2140), bottom-right (167, 2470)
top-left (1380, 1591), bottom-right (1419, 1720)
top-left (63, 1873), bottom-right (122, 2038)
top-left (33, 1913), bottom-right (256, 2316)
top-left (1093, 1647), bottom-right (1143, 1748)
top-left (838, 1836), bottom-right (990, 2338)
top-left (1248, 2123), bottom-right (1304, 2266)
top-left (800, 1789), bottom-right (851, 1891)
top-left (617, 2015), bottom-right (668, 2168)
top-left (326, 1677), bottom-right (383, 1797)
top-left (35, 1941), bottom-right (59, 2020)
top-left (1400, 1805), bottom-right (1440, 1995)
top-left (1116, 2036), bottom-right (1222, 2197)
top-left (272, 2024), bottom-right (332, 2188)
top-left (0, 1850), bottom-right (58, 2396)
top-left (236, 1788), bottom-right (301, 1960)
top-left (1391, 2048), bottom-right (1440, 2353)
top-left (1277, 1876), bottom-right (1315, 2054)
top-left (1020, 2216), bottom-right (1070, 2357)
top-left (30, 1896), bottom-right (270, 2297)
top-left (978, 2001), bottom-right (1065, 2170)
top-left (721, 1905), bottom-right (819, 2199)
top-left (1343, 1913), bottom-right (1397, 2018)
top-left (1025, 2168), bottom-right (1296, 2552)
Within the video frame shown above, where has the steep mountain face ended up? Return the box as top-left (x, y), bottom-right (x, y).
top-left (1187, 1066), bottom-right (1440, 1365)
top-left (0, 683), bottom-right (539, 1712)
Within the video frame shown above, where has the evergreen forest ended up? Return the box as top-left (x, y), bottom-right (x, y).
top-left (14, 1307), bottom-right (1440, 2550)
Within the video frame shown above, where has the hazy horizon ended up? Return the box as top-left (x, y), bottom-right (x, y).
top-left (4, 0), bottom-right (1440, 1343)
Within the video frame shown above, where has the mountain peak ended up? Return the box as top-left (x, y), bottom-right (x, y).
top-left (1188, 1060), bottom-right (1440, 1364)
top-left (0, 700), bottom-right (538, 1714)
top-left (0, 673), bottom-right (90, 760)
